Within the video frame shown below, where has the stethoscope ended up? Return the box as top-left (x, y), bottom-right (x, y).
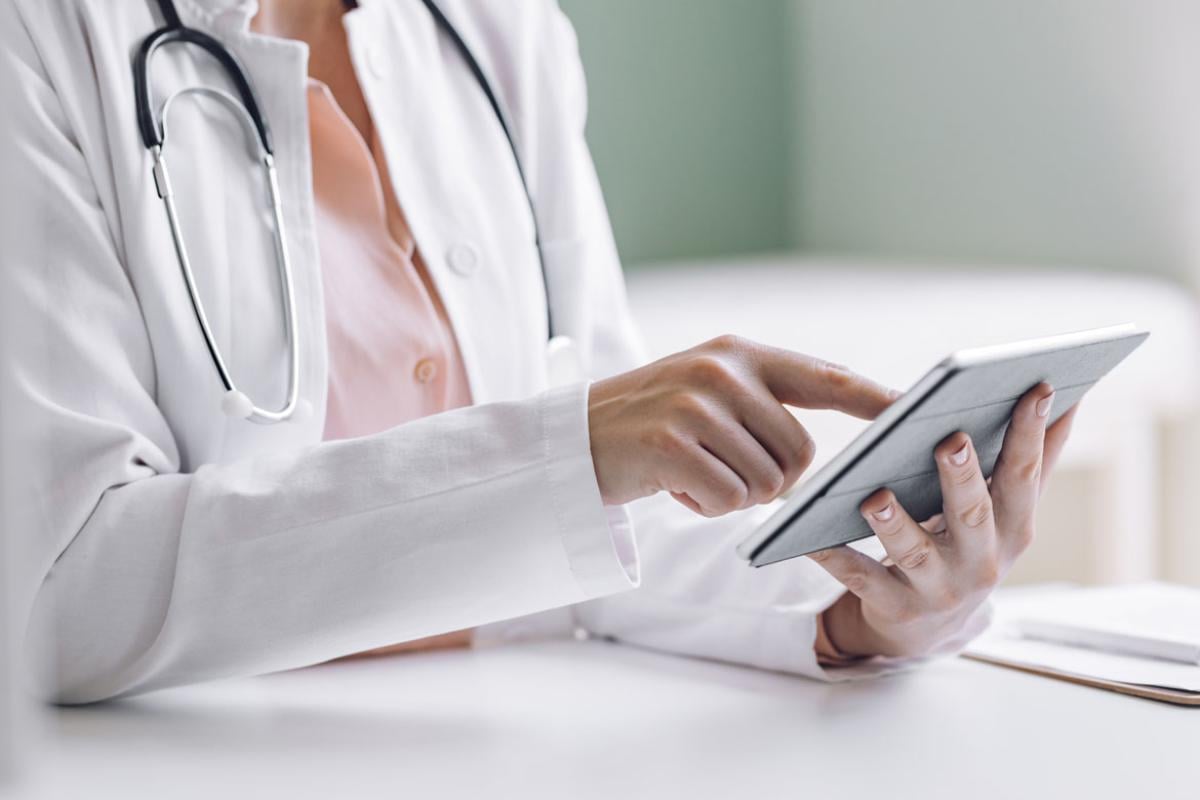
top-left (135, 0), bottom-right (575, 424)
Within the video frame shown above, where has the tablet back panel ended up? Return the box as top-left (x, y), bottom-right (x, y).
top-left (749, 331), bottom-right (1147, 566)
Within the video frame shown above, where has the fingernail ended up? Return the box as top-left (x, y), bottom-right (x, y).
top-left (949, 442), bottom-right (970, 466)
top-left (870, 503), bottom-right (894, 522)
top-left (1036, 391), bottom-right (1055, 418)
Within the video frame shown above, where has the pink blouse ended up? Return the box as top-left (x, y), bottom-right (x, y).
top-left (307, 79), bottom-right (472, 441)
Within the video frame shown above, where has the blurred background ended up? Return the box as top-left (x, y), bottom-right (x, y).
top-left (5, 2), bottom-right (1199, 792)
top-left (559, 0), bottom-right (1200, 587)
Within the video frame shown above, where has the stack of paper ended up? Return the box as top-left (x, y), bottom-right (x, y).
top-left (964, 583), bottom-right (1200, 705)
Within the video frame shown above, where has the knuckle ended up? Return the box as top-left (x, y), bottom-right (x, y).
top-left (898, 545), bottom-right (931, 571)
top-left (688, 354), bottom-right (740, 390)
top-left (645, 425), bottom-right (688, 457)
top-left (791, 430), bottom-right (816, 472)
top-left (974, 559), bottom-right (1001, 590)
top-left (815, 357), bottom-right (851, 380)
top-left (922, 514), bottom-right (948, 536)
top-left (951, 466), bottom-right (981, 487)
top-left (814, 359), bottom-right (854, 393)
top-left (670, 392), bottom-right (716, 425)
top-left (1016, 458), bottom-right (1042, 485)
top-left (754, 468), bottom-right (786, 502)
top-left (841, 570), bottom-right (868, 593)
top-left (935, 585), bottom-right (964, 611)
top-left (891, 602), bottom-right (921, 625)
top-left (809, 549), bottom-right (832, 563)
top-left (708, 333), bottom-right (748, 353)
top-left (780, 443), bottom-right (815, 487)
top-left (717, 481), bottom-right (749, 512)
top-left (957, 497), bottom-right (994, 529)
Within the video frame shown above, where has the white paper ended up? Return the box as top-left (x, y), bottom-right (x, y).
top-left (1010, 582), bottom-right (1200, 646)
top-left (966, 583), bottom-right (1200, 692)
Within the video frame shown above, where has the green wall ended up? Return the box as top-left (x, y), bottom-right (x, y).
top-left (789, 0), bottom-right (1200, 280)
top-left (559, 0), bottom-right (793, 267)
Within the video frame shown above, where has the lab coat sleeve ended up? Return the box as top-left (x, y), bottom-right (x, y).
top-left (481, 2), bottom-right (992, 677)
top-left (573, 494), bottom-right (993, 681)
top-left (0, 5), bottom-right (636, 704)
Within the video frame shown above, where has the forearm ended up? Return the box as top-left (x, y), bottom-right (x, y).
top-left (29, 385), bottom-right (636, 703)
top-left (571, 494), bottom-right (848, 679)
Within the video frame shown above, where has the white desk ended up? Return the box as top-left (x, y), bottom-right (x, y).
top-left (10, 640), bottom-right (1198, 799)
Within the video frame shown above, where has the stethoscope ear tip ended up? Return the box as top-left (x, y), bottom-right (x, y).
top-left (221, 390), bottom-right (254, 420)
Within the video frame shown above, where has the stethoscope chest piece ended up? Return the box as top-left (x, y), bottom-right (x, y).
top-left (546, 335), bottom-right (583, 388)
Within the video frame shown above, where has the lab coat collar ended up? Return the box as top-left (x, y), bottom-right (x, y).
top-left (182, 0), bottom-right (375, 33)
top-left (189, 0), bottom-right (256, 8)
top-left (175, 0), bottom-right (258, 33)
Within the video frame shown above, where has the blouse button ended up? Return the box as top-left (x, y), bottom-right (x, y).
top-left (414, 358), bottom-right (439, 384)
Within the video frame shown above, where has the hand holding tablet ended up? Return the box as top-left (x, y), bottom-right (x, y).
top-left (817, 381), bottom-right (1080, 659)
top-left (739, 324), bottom-right (1148, 566)
top-left (745, 324), bottom-right (1146, 660)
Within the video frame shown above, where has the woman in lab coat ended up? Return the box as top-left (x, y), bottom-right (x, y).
top-left (0, 0), bottom-right (1074, 703)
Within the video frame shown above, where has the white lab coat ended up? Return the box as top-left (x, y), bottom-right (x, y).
top-left (0, 0), bottom-right (954, 704)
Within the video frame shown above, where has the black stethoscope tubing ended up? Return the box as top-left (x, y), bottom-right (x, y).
top-left (135, 0), bottom-right (556, 339)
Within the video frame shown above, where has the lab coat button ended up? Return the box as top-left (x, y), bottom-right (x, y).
top-left (414, 358), bottom-right (438, 384)
top-left (447, 243), bottom-right (480, 276)
top-left (366, 45), bottom-right (390, 79)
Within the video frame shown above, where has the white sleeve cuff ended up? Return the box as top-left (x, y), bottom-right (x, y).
top-left (474, 382), bottom-right (640, 646)
top-left (543, 380), bottom-right (640, 596)
top-left (572, 493), bottom-right (996, 683)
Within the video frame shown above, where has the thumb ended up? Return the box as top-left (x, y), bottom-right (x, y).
top-left (755, 346), bottom-right (898, 420)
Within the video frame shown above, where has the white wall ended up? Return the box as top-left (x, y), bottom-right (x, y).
top-left (790, 0), bottom-right (1200, 281)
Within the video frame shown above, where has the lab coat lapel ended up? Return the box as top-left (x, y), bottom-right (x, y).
top-left (342, 1), bottom-right (488, 404)
top-left (220, 31), bottom-right (330, 438)
top-left (167, 0), bottom-right (330, 455)
top-left (345, 0), bottom-right (551, 406)
top-left (176, 0), bottom-right (552, 420)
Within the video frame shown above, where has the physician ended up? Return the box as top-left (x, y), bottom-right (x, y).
top-left (0, 0), bottom-right (1074, 704)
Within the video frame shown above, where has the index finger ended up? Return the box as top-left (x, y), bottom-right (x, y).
top-left (756, 346), bottom-right (898, 420)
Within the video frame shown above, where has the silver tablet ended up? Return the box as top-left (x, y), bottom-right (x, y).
top-left (738, 324), bottom-right (1148, 568)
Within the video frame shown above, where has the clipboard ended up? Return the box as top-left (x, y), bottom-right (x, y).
top-left (962, 652), bottom-right (1200, 707)
top-left (964, 583), bottom-right (1200, 707)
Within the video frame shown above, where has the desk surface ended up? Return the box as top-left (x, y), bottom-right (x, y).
top-left (12, 640), bottom-right (1199, 800)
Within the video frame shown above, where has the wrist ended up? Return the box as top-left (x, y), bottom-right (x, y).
top-left (815, 606), bottom-right (862, 666)
top-left (818, 592), bottom-right (878, 661)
